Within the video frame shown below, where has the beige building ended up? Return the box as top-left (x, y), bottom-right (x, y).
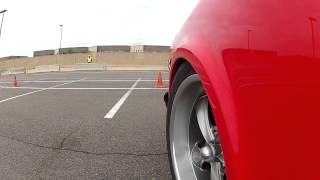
top-left (0, 45), bottom-right (171, 73)
top-left (130, 45), bottom-right (144, 53)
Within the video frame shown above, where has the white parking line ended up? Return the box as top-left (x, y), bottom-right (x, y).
top-left (81, 79), bottom-right (169, 82)
top-left (0, 79), bottom-right (84, 103)
top-left (0, 79), bottom-right (168, 83)
top-left (104, 78), bottom-right (141, 119)
top-left (0, 86), bottom-right (167, 90)
top-left (0, 80), bottom-right (71, 83)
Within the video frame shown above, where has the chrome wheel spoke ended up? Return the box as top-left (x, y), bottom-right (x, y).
top-left (216, 152), bottom-right (225, 167)
top-left (195, 97), bottom-right (215, 144)
top-left (210, 162), bottom-right (223, 180)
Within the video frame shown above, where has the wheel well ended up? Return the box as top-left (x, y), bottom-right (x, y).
top-left (172, 58), bottom-right (216, 127)
top-left (171, 58), bottom-right (195, 83)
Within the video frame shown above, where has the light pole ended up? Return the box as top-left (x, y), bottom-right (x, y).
top-left (56, 24), bottom-right (63, 70)
top-left (0, 9), bottom-right (8, 40)
top-left (59, 24), bottom-right (63, 54)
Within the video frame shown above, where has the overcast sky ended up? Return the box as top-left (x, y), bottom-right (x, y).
top-left (0, 0), bottom-right (198, 57)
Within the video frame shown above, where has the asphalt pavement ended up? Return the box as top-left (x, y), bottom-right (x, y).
top-left (0, 71), bottom-right (171, 179)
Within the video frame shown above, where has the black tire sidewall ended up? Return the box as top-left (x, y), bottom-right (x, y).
top-left (166, 63), bottom-right (196, 180)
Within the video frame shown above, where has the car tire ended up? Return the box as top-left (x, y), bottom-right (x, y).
top-left (166, 63), bottom-right (226, 180)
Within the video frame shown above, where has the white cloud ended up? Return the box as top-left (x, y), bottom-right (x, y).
top-left (0, 0), bottom-right (198, 57)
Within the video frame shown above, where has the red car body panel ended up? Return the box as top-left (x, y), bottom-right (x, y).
top-left (169, 0), bottom-right (320, 179)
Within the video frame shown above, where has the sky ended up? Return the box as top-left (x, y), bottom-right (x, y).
top-left (0, 0), bottom-right (199, 57)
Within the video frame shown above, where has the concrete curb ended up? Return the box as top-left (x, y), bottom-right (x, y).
top-left (35, 64), bottom-right (60, 73)
top-left (72, 63), bottom-right (105, 71)
top-left (1, 64), bottom-right (168, 76)
top-left (1, 67), bottom-right (25, 75)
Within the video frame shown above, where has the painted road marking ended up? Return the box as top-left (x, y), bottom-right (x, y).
top-left (0, 79), bottom-right (168, 83)
top-left (81, 79), bottom-right (169, 82)
top-left (64, 71), bottom-right (169, 74)
top-left (0, 86), bottom-right (167, 90)
top-left (0, 80), bottom-right (73, 83)
top-left (30, 71), bottom-right (168, 75)
top-left (0, 79), bottom-right (85, 103)
top-left (104, 79), bottom-right (141, 119)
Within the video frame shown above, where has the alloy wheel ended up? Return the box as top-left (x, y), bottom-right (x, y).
top-left (169, 74), bottom-right (226, 180)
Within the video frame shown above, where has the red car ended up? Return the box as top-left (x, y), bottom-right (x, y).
top-left (165, 0), bottom-right (320, 179)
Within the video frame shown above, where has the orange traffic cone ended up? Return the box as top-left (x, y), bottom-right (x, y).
top-left (156, 72), bottom-right (164, 88)
top-left (13, 75), bottom-right (18, 87)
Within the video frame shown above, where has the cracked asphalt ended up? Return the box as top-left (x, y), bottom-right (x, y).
top-left (0, 71), bottom-right (171, 179)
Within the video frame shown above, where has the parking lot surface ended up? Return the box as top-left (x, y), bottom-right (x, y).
top-left (0, 71), bottom-right (171, 179)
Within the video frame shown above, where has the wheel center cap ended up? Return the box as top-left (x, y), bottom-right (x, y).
top-left (191, 142), bottom-right (216, 170)
top-left (200, 145), bottom-right (215, 159)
